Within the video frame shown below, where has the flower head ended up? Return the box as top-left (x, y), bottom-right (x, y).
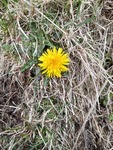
top-left (38, 47), bottom-right (70, 77)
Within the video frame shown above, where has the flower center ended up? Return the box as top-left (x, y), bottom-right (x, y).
top-left (50, 57), bottom-right (60, 68)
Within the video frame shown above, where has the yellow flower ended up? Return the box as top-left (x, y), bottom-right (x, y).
top-left (38, 47), bottom-right (70, 77)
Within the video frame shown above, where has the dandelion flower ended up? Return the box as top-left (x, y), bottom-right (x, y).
top-left (38, 47), bottom-right (70, 77)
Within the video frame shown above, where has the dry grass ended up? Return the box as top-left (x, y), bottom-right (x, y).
top-left (0, 0), bottom-right (113, 150)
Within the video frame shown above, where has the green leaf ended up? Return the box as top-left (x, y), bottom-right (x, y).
top-left (43, 77), bottom-right (49, 87)
top-left (109, 114), bottom-right (113, 121)
top-left (76, 0), bottom-right (82, 17)
top-left (110, 92), bottom-right (113, 99)
top-left (77, 16), bottom-right (96, 27)
top-left (21, 59), bottom-right (35, 72)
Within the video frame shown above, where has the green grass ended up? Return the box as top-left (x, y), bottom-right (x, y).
top-left (0, 0), bottom-right (113, 150)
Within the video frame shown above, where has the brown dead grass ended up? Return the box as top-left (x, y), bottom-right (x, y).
top-left (0, 0), bottom-right (113, 150)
